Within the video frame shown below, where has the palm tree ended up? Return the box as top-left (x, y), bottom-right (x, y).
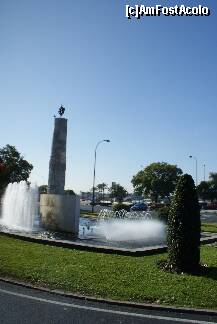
top-left (97, 183), bottom-right (108, 201)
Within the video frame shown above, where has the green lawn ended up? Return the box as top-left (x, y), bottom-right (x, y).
top-left (0, 234), bottom-right (217, 309)
top-left (80, 209), bottom-right (98, 218)
top-left (201, 222), bottom-right (217, 233)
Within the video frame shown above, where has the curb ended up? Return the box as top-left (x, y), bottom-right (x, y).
top-left (1, 231), bottom-right (217, 257)
top-left (1, 276), bottom-right (217, 317)
top-left (0, 231), bottom-right (167, 256)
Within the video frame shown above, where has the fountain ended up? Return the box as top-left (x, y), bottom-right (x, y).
top-left (0, 181), bottom-right (39, 232)
top-left (79, 209), bottom-right (166, 248)
top-left (1, 179), bottom-right (216, 254)
top-left (95, 219), bottom-right (165, 242)
top-left (95, 209), bottom-right (164, 242)
top-left (0, 182), bottom-right (166, 250)
top-left (0, 108), bottom-right (167, 253)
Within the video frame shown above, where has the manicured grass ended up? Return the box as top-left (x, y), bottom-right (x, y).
top-left (0, 235), bottom-right (217, 309)
top-left (201, 222), bottom-right (217, 233)
top-left (80, 209), bottom-right (98, 218)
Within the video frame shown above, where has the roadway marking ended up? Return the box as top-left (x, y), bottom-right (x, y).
top-left (0, 288), bottom-right (215, 324)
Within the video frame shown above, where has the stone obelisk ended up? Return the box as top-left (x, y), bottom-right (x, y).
top-left (40, 107), bottom-right (79, 234)
top-left (48, 117), bottom-right (67, 194)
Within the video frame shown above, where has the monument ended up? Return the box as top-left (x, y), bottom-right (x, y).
top-left (40, 106), bottom-right (80, 234)
top-left (48, 108), bottom-right (67, 195)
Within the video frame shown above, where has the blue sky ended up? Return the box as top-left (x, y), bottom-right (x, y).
top-left (0, 0), bottom-right (216, 193)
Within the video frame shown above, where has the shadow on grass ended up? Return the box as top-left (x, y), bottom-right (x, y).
top-left (199, 266), bottom-right (217, 280)
top-left (158, 260), bottom-right (217, 280)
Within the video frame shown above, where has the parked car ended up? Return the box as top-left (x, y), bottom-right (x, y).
top-left (130, 202), bottom-right (148, 211)
top-left (199, 202), bottom-right (208, 210)
top-left (99, 201), bottom-right (112, 207)
top-left (206, 202), bottom-right (217, 210)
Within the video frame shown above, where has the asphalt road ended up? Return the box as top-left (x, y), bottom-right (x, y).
top-left (200, 211), bottom-right (217, 223)
top-left (0, 280), bottom-right (217, 324)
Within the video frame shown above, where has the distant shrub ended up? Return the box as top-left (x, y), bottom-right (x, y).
top-left (65, 190), bottom-right (75, 195)
top-left (167, 174), bottom-right (201, 272)
top-left (39, 185), bottom-right (48, 194)
top-left (158, 205), bottom-right (170, 223)
top-left (112, 203), bottom-right (131, 212)
top-left (149, 203), bottom-right (164, 210)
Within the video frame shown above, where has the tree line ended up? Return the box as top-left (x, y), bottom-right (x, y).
top-left (92, 182), bottom-right (128, 203)
top-left (0, 145), bottom-right (33, 197)
top-left (0, 144), bottom-right (217, 204)
top-left (132, 162), bottom-right (217, 203)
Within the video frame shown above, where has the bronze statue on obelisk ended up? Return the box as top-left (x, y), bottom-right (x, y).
top-left (48, 106), bottom-right (67, 194)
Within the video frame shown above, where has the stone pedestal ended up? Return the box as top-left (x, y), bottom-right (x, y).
top-left (40, 194), bottom-right (80, 234)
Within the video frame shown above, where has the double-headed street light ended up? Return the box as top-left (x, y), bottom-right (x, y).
top-left (203, 164), bottom-right (206, 182)
top-left (189, 155), bottom-right (198, 186)
top-left (92, 139), bottom-right (110, 213)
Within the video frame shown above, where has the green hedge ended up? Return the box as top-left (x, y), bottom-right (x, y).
top-left (112, 203), bottom-right (131, 212)
top-left (167, 174), bottom-right (201, 272)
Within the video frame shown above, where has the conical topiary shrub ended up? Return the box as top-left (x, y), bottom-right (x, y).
top-left (167, 174), bottom-right (201, 272)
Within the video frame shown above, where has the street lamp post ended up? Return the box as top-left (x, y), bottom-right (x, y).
top-left (189, 155), bottom-right (198, 186)
top-left (92, 139), bottom-right (110, 213)
top-left (203, 164), bottom-right (206, 182)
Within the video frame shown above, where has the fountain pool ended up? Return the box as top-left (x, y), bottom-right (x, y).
top-left (0, 182), bottom-right (166, 251)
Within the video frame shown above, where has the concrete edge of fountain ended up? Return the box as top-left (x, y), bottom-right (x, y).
top-left (1, 230), bottom-right (217, 256)
top-left (1, 276), bottom-right (217, 317)
top-left (0, 230), bottom-right (167, 256)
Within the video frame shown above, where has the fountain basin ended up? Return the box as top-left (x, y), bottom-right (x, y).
top-left (0, 227), bottom-right (167, 256)
top-left (0, 224), bottom-right (216, 257)
top-left (1, 182), bottom-right (217, 256)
